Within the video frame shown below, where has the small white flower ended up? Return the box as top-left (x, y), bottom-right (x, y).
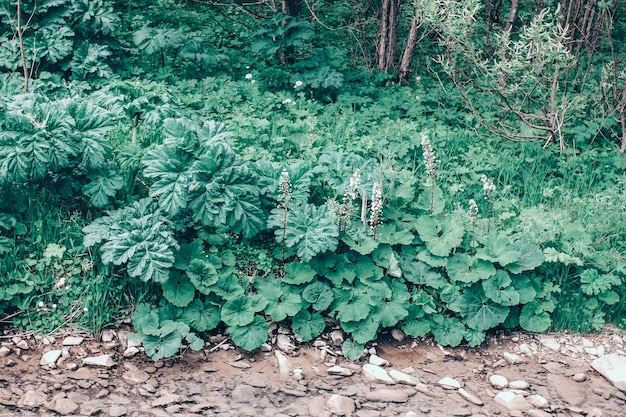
top-left (294, 80), bottom-right (303, 88)
top-left (282, 98), bottom-right (292, 104)
top-left (468, 199), bottom-right (478, 221)
top-left (246, 65), bottom-right (250, 69)
top-left (52, 304), bottom-right (57, 309)
top-left (38, 301), bottom-right (44, 308)
top-left (481, 174), bottom-right (496, 194)
top-left (245, 73), bottom-right (253, 80)
top-left (250, 80), bottom-right (256, 84)
top-left (83, 307), bottom-right (89, 312)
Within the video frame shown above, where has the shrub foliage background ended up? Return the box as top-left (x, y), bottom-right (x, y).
top-left (1, 0), bottom-right (625, 360)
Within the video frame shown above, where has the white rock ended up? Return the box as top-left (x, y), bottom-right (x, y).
top-left (509, 380), bottom-right (530, 390)
top-left (503, 352), bottom-right (523, 364)
top-left (123, 347), bottom-right (140, 357)
top-left (494, 391), bottom-right (532, 411)
top-left (61, 347), bottom-right (70, 358)
top-left (15, 339), bottom-right (29, 350)
top-left (62, 336), bottom-right (84, 346)
top-left (276, 334), bottom-right (295, 354)
top-left (391, 328), bottom-right (405, 342)
top-left (18, 390), bottom-right (47, 408)
top-left (458, 388), bottom-right (483, 405)
top-left (489, 374), bottom-right (508, 389)
top-left (329, 330), bottom-right (344, 346)
top-left (527, 394), bottom-right (549, 408)
top-left (40, 350), bottom-right (62, 366)
top-left (518, 343), bottom-right (534, 355)
top-left (260, 343), bottom-right (272, 352)
top-left (0, 346), bottom-right (11, 358)
top-left (101, 329), bottom-right (116, 343)
top-left (369, 354), bottom-right (389, 367)
top-left (526, 409), bottom-right (552, 417)
top-left (573, 373), bottom-right (587, 382)
top-left (327, 366), bottom-right (353, 377)
top-left (591, 353), bottom-right (626, 392)
top-left (42, 336), bottom-right (55, 345)
top-left (83, 354), bottom-right (115, 368)
top-left (537, 336), bottom-right (560, 352)
top-left (597, 345), bottom-right (605, 357)
top-left (389, 369), bottom-right (420, 385)
top-left (326, 394), bottom-right (355, 416)
top-left (362, 364), bottom-right (395, 384)
top-left (437, 377), bottom-right (461, 389)
top-left (275, 350), bottom-right (291, 378)
top-left (582, 337), bottom-right (594, 348)
top-left (365, 388), bottom-right (409, 403)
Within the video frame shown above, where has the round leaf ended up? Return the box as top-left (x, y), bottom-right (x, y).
top-left (221, 295), bottom-right (255, 327)
top-left (229, 315), bottom-right (269, 351)
top-left (292, 310), bottom-right (325, 341)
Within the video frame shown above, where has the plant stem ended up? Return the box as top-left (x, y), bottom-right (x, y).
top-left (16, 0), bottom-right (29, 93)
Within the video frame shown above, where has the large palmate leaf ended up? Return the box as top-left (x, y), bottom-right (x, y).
top-left (580, 269), bottom-right (621, 296)
top-left (302, 281), bottom-right (334, 311)
top-left (162, 273), bottom-right (195, 308)
top-left (447, 253), bottom-right (496, 284)
top-left (221, 295), bottom-right (256, 327)
top-left (341, 316), bottom-right (380, 344)
top-left (430, 315), bottom-right (465, 347)
top-left (415, 214), bottom-right (464, 257)
top-left (505, 241), bottom-right (545, 273)
top-left (292, 310), bottom-right (325, 341)
top-left (84, 198), bottom-right (178, 283)
top-left (283, 262), bottom-right (317, 285)
top-left (519, 302), bottom-right (551, 332)
top-left (181, 299), bottom-right (220, 332)
top-left (82, 166), bottom-right (123, 208)
top-left (332, 285), bottom-right (374, 323)
top-left (268, 203), bottom-right (339, 262)
top-left (476, 232), bottom-right (522, 266)
top-left (403, 259), bottom-right (446, 289)
top-left (229, 315), bottom-right (269, 351)
top-left (186, 258), bottom-right (219, 295)
top-left (460, 285), bottom-right (510, 331)
top-left (482, 270), bottom-right (520, 306)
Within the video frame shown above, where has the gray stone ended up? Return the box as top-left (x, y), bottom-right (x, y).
top-left (151, 392), bottom-right (181, 407)
top-left (51, 398), bottom-right (79, 415)
top-left (494, 391), bottom-right (532, 411)
top-left (327, 365), bottom-right (353, 376)
top-left (18, 390), bottom-right (47, 408)
top-left (232, 384), bottom-right (258, 403)
top-left (537, 336), bottom-right (560, 352)
top-left (438, 376), bottom-right (461, 389)
top-left (326, 394), bottom-right (355, 416)
top-left (40, 350), bottom-right (62, 366)
top-left (62, 336), bottom-right (84, 346)
top-left (15, 339), bottom-right (29, 350)
top-left (591, 353), bottom-right (626, 392)
top-left (364, 389), bottom-right (408, 403)
top-left (101, 329), bottom-right (116, 343)
top-left (489, 374), bottom-right (508, 389)
top-left (573, 373), bottom-right (587, 382)
top-left (275, 350), bottom-right (291, 378)
top-left (123, 346), bottom-right (140, 357)
top-left (389, 369), bottom-right (420, 385)
top-left (83, 354), bottom-right (115, 368)
top-left (122, 370), bottom-right (150, 385)
top-left (509, 380), bottom-right (529, 390)
top-left (362, 364), bottom-right (395, 384)
top-left (391, 329), bottom-right (405, 342)
top-left (526, 410), bottom-right (552, 417)
top-left (503, 352), bottom-right (523, 364)
top-left (527, 394), bottom-right (549, 408)
top-left (108, 405), bottom-right (128, 416)
top-left (368, 354), bottom-right (389, 367)
top-left (329, 330), bottom-right (344, 346)
top-left (276, 334), bottom-right (295, 354)
top-left (0, 346), bottom-right (11, 358)
top-left (546, 373), bottom-right (585, 406)
top-left (458, 388), bottom-right (483, 405)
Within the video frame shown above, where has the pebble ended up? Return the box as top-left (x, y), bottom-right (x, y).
top-left (123, 347), bottom-right (140, 357)
top-left (388, 369), bottom-right (420, 385)
top-left (537, 336), bottom-right (561, 352)
top-left (527, 394), bottom-right (549, 408)
top-left (18, 390), bottom-right (47, 408)
top-left (122, 370), bottom-right (150, 385)
top-left (458, 388), bottom-right (483, 405)
top-left (362, 364), bottom-right (395, 384)
top-left (232, 384), bottom-right (258, 403)
top-left (108, 405), bottom-right (128, 416)
top-left (50, 398), bottom-right (79, 415)
top-left (0, 346), bottom-right (10, 357)
top-left (369, 354), bottom-right (389, 367)
top-left (83, 354), bottom-right (115, 368)
top-left (573, 373), bottom-right (587, 382)
top-left (489, 374), bottom-right (508, 389)
top-left (40, 350), bottom-right (62, 366)
top-left (503, 352), bottom-right (523, 364)
top-left (276, 334), bottom-right (296, 354)
top-left (15, 340), bottom-right (29, 350)
top-left (327, 366), bottom-right (353, 377)
top-left (62, 336), bottom-right (84, 346)
top-left (391, 329), bottom-right (405, 342)
top-left (494, 391), bottom-right (532, 411)
top-left (275, 350), bottom-right (292, 378)
top-left (151, 392), bottom-right (180, 407)
top-left (329, 330), bottom-right (344, 346)
top-left (591, 353), bottom-right (626, 392)
top-left (509, 380), bottom-right (529, 390)
top-left (438, 377), bottom-right (461, 389)
top-left (364, 389), bottom-right (409, 403)
top-left (326, 394), bottom-right (355, 415)
top-left (101, 329), bottom-right (116, 343)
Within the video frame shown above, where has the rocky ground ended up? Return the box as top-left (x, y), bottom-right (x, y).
top-left (0, 325), bottom-right (625, 417)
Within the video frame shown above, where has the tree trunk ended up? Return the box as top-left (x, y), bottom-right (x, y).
top-left (505, 0), bottom-right (520, 33)
top-left (282, 0), bottom-right (298, 17)
top-left (398, 7), bottom-right (421, 82)
top-left (377, 0), bottom-right (401, 73)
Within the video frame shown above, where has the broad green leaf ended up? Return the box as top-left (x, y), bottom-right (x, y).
top-left (82, 167), bottom-right (123, 208)
top-left (403, 260), bottom-right (446, 289)
top-left (460, 285), bottom-right (510, 331)
top-left (181, 299), bottom-right (220, 332)
top-left (416, 185), bottom-right (445, 214)
top-left (376, 223), bottom-right (415, 246)
top-left (415, 214), bottom-right (464, 257)
top-left (185, 333), bottom-right (205, 351)
top-left (142, 331), bottom-right (183, 361)
top-left (229, 315), bottom-right (268, 351)
top-left (580, 269), bottom-right (621, 296)
top-left (342, 340), bottom-right (364, 361)
top-left (162, 273), bottom-right (196, 308)
top-left (402, 305), bottom-right (431, 337)
top-left (519, 302), bottom-right (551, 332)
top-left (341, 233), bottom-right (379, 255)
top-left (354, 256), bottom-right (384, 282)
top-left (292, 310), bottom-right (325, 341)
top-left (411, 289), bottom-right (438, 314)
top-left (371, 301), bottom-right (409, 328)
top-left (264, 291), bottom-right (303, 322)
top-left (302, 281), bottom-right (334, 311)
top-left (465, 328), bottom-right (486, 347)
top-left (333, 289), bottom-right (371, 323)
top-left (221, 295), bottom-right (256, 327)
top-left (598, 290), bottom-right (619, 305)
top-left (440, 284), bottom-right (464, 313)
top-left (211, 272), bottom-right (245, 299)
top-left (476, 232), bottom-right (521, 266)
top-left (511, 276), bottom-right (537, 304)
top-left (506, 241), bottom-right (545, 273)
top-left (341, 317), bottom-right (379, 344)
top-left (430, 316), bottom-right (465, 347)
top-left (283, 262), bottom-right (316, 285)
top-left (132, 303), bottom-right (160, 336)
top-left (186, 259), bottom-right (219, 295)
top-left (447, 254), bottom-right (495, 284)
top-left (482, 270), bottom-right (520, 306)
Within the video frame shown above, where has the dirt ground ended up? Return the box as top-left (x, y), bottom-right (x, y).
top-left (0, 325), bottom-right (625, 417)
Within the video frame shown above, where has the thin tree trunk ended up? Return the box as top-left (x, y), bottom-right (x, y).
top-left (399, 8), bottom-right (421, 82)
top-left (505, 0), bottom-right (520, 33)
top-left (377, 0), bottom-right (401, 73)
top-left (282, 0), bottom-right (298, 16)
top-left (16, 0), bottom-right (29, 93)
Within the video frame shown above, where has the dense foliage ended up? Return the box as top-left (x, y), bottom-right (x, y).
top-left (1, 0), bottom-right (625, 360)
